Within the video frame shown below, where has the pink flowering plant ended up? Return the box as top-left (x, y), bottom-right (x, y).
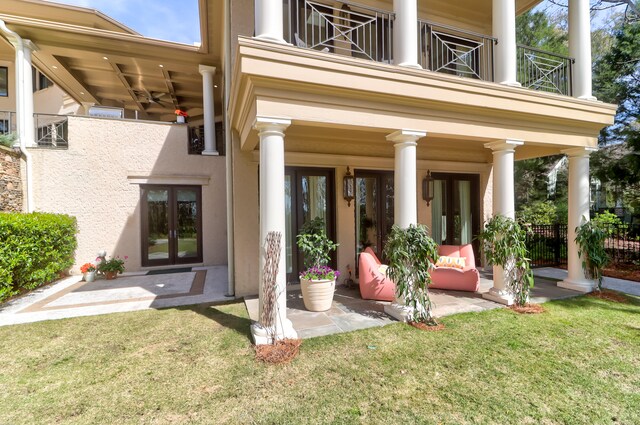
top-left (97, 255), bottom-right (128, 274)
top-left (296, 217), bottom-right (339, 282)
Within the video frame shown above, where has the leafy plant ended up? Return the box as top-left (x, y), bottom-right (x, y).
top-left (575, 217), bottom-right (609, 291)
top-left (0, 212), bottom-right (77, 302)
top-left (592, 210), bottom-right (627, 236)
top-left (80, 263), bottom-right (96, 273)
top-left (0, 132), bottom-right (17, 148)
top-left (517, 200), bottom-right (558, 225)
top-left (299, 265), bottom-right (340, 281)
top-left (383, 224), bottom-right (439, 325)
top-left (296, 217), bottom-right (338, 269)
top-left (97, 256), bottom-right (127, 274)
top-left (477, 215), bottom-right (534, 306)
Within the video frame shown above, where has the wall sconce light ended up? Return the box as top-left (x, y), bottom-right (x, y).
top-left (343, 166), bottom-right (355, 207)
top-left (422, 170), bottom-right (434, 206)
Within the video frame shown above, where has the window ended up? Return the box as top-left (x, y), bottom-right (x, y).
top-left (0, 67), bottom-right (7, 97)
top-left (32, 69), bottom-right (53, 92)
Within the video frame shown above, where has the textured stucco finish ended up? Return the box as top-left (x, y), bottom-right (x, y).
top-left (0, 146), bottom-right (23, 212)
top-left (29, 117), bottom-right (227, 273)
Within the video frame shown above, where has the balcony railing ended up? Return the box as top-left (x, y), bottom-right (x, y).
top-left (0, 111), bottom-right (15, 135)
top-left (34, 114), bottom-right (68, 149)
top-left (419, 20), bottom-right (496, 82)
top-left (285, 0), bottom-right (393, 63)
top-left (517, 45), bottom-right (573, 96)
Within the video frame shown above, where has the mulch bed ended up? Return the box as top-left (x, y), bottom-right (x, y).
top-left (255, 339), bottom-right (302, 364)
top-left (509, 304), bottom-right (546, 314)
top-left (603, 264), bottom-right (640, 283)
top-left (587, 289), bottom-right (628, 304)
top-left (409, 322), bottom-right (446, 331)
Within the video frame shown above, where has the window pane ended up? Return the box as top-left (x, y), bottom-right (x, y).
top-left (147, 190), bottom-right (169, 260)
top-left (0, 67), bottom-right (7, 97)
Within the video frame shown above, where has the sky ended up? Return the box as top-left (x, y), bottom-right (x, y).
top-left (44, 0), bottom-right (201, 45)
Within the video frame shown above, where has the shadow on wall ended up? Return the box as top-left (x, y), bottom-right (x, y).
top-left (30, 116), bottom-right (228, 272)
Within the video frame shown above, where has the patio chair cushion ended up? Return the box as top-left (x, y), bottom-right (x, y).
top-left (429, 244), bottom-right (479, 292)
top-left (435, 256), bottom-right (466, 269)
top-left (358, 247), bottom-right (396, 302)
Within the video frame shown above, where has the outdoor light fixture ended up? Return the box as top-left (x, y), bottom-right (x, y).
top-left (422, 170), bottom-right (434, 206)
top-left (343, 166), bottom-right (355, 207)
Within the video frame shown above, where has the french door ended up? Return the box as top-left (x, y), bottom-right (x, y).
top-left (141, 185), bottom-right (203, 267)
top-left (355, 170), bottom-right (394, 262)
top-left (430, 173), bottom-right (481, 260)
top-left (285, 167), bottom-right (336, 283)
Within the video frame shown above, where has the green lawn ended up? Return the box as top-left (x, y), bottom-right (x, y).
top-left (1, 296), bottom-right (639, 424)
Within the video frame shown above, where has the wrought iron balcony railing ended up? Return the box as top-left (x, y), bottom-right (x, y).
top-left (419, 20), bottom-right (496, 82)
top-left (0, 110), bottom-right (15, 135)
top-left (285, 0), bottom-right (393, 63)
top-left (517, 45), bottom-right (573, 96)
top-left (34, 114), bottom-right (68, 149)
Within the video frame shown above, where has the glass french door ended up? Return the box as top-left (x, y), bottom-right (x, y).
top-left (285, 167), bottom-right (336, 283)
top-left (141, 185), bottom-right (203, 267)
top-left (355, 170), bottom-right (394, 263)
top-left (430, 173), bottom-right (481, 259)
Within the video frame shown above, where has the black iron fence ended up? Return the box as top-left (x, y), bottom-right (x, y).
top-left (524, 223), bottom-right (640, 267)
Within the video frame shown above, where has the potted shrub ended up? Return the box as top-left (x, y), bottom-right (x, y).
top-left (383, 224), bottom-right (440, 326)
top-left (80, 262), bottom-right (96, 282)
top-left (296, 217), bottom-right (339, 311)
top-left (174, 109), bottom-right (188, 124)
top-left (477, 215), bottom-right (534, 307)
top-left (575, 217), bottom-right (609, 291)
top-left (97, 256), bottom-right (127, 280)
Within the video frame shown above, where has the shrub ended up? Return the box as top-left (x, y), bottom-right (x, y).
top-left (517, 200), bottom-right (557, 225)
top-left (0, 132), bottom-right (17, 148)
top-left (592, 210), bottom-right (627, 236)
top-left (575, 217), bottom-right (609, 291)
top-left (0, 212), bottom-right (77, 302)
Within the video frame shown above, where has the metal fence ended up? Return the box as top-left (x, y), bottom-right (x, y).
top-left (525, 223), bottom-right (640, 267)
top-left (419, 20), bottom-right (496, 82)
top-left (34, 114), bottom-right (68, 148)
top-left (0, 110), bottom-right (15, 135)
top-left (285, 0), bottom-right (393, 63)
top-left (517, 45), bottom-right (573, 96)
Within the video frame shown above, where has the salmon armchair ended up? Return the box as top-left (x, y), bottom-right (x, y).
top-left (429, 244), bottom-right (480, 292)
top-left (358, 247), bottom-right (396, 301)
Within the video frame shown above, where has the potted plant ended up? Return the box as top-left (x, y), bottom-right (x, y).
top-left (80, 262), bottom-right (96, 282)
top-left (97, 256), bottom-right (127, 280)
top-left (383, 224), bottom-right (440, 326)
top-left (296, 217), bottom-right (339, 311)
top-left (575, 216), bottom-right (609, 291)
top-left (477, 215), bottom-right (534, 307)
top-left (174, 109), bottom-right (188, 124)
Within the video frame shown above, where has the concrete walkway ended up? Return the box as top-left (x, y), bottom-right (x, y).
top-left (0, 266), bottom-right (230, 327)
top-left (533, 267), bottom-right (640, 296)
top-left (245, 274), bottom-right (582, 339)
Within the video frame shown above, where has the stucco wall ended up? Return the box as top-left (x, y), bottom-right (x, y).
top-left (0, 145), bottom-right (23, 212)
top-left (29, 116), bottom-right (227, 273)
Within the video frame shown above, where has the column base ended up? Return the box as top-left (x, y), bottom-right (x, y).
top-left (558, 278), bottom-right (594, 293)
top-left (396, 62), bottom-right (422, 70)
top-left (482, 287), bottom-right (514, 306)
top-left (498, 80), bottom-right (522, 88)
top-left (577, 95), bottom-right (598, 101)
top-left (202, 151), bottom-right (220, 156)
top-left (252, 35), bottom-right (290, 45)
top-left (384, 303), bottom-right (413, 322)
top-left (250, 318), bottom-right (298, 345)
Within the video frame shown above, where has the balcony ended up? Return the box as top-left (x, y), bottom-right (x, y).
top-left (0, 111), bottom-right (15, 135)
top-left (285, 0), bottom-right (574, 96)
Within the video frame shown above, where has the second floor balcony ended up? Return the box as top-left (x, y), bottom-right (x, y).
top-left (282, 0), bottom-right (574, 96)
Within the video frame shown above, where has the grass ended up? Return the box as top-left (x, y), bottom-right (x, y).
top-left (1, 296), bottom-right (639, 424)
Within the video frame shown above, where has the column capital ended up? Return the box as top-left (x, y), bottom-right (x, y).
top-left (562, 146), bottom-right (597, 158)
top-left (386, 129), bottom-right (426, 144)
top-left (484, 139), bottom-right (524, 152)
top-left (254, 116), bottom-right (291, 134)
top-left (198, 64), bottom-right (216, 76)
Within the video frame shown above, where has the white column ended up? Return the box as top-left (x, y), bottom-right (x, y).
top-left (569, 0), bottom-right (595, 100)
top-left (393, 0), bottom-right (420, 69)
top-left (199, 65), bottom-right (218, 156)
top-left (14, 40), bottom-right (37, 148)
top-left (492, 0), bottom-right (520, 86)
top-left (251, 116), bottom-right (297, 345)
top-left (384, 129), bottom-right (426, 322)
top-left (254, 0), bottom-right (286, 44)
top-left (559, 147), bottom-right (597, 292)
top-left (483, 139), bottom-right (523, 305)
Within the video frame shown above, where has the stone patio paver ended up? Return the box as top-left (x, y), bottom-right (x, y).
top-left (533, 267), bottom-right (640, 296)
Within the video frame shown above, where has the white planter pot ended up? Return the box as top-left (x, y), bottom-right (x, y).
top-left (300, 278), bottom-right (335, 312)
top-left (84, 271), bottom-right (96, 282)
top-left (176, 115), bottom-right (185, 124)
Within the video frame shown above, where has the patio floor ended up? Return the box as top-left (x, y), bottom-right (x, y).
top-left (244, 273), bottom-right (582, 339)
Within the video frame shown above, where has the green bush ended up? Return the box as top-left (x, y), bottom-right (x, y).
top-left (592, 210), bottom-right (627, 236)
top-left (517, 200), bottom-right (557, 225)
top-left (0, 212), bottom-right (77, 302)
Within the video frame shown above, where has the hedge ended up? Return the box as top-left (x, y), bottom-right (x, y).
top-left (0, 212), bottom-right (77, 302)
